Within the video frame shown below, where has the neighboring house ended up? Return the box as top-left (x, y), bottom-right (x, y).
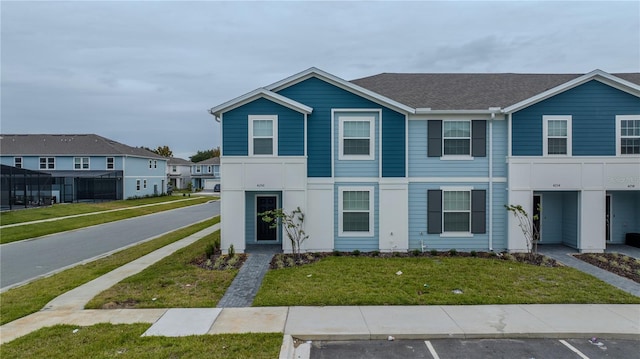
top-left (0, 134), bottom-right (168, 202)
top-left (209, 67), bottom-right (640, 254)
top-left (191, 157), bottom-right (220, 191)
top-left (167, 157), bottom-right (193, 190)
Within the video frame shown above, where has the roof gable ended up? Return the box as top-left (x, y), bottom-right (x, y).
top-left (209, 88), bottom-right (312, 117)
top-left (265, 67), bottom-right (414, 114)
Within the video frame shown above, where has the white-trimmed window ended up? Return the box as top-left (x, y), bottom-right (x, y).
top-left (153, 160), bottom-right (157, 169)
top-left (213, 165), bottom-right (220, 178)
top-left (443, 120), bottom-right (471, 156)
top-left (339, 116), bottom-right (374, 160)
top-left (143, 179), bottom-right (147, 189)
top-left (74, 157), bottom-right (89, 170)
top-left (14, 157), bottom-right (22, 168)
top-left (39, 157), bottom-right (55, 169)
top-left (172, 165), bottom-right (177, 172)
top-left (249, 115), bottom-right (277, 156)
top-left (443, 190), bottom-right (471, 233)
top-left (107, 157), bottom-right (115, 170)
top-left (136, 179), bottom-right (141, 191)
top-left (339, 187), bottom-right (374, 236)
top-left (543, 116), bottom-right (572, 156)
top-left (617, 115), bottom-right (640, 155)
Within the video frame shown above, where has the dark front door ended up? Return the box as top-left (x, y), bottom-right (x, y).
top-left (606, 194), bottom-right (611, 242)
top-left (533, 195), bottom-right (542, 241)
top-left (256, 196), bottom-right (277, 241)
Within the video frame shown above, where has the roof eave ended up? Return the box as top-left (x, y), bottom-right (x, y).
top-left (209, 88), bottom-right (313, 117)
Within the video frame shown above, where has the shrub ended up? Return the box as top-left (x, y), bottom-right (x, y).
top-left (470, 250), bottom-right (477, 257)
top-left (430, 249), bottom-right (438, 256)
top-left (351, 250), bottom-right (361, 256)
top-left (411, 249), bottom-right (421, 257)
top-left (371, 250), bottom-right (380, 257)
top-left (449, 249), bottom-right (458, 256)
top-left (228, 244), bottom-right (235, 258)
top-left (333, 250), bottom-right (342, 257)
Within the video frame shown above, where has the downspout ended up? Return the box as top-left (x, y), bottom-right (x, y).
top-left (489, 115), bottom-right (493, 251)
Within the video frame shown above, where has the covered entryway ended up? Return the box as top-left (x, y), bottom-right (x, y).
top-left (245, 191), bottom-right (282, 245)
top-left (534, 191), bottom-right (580, 249)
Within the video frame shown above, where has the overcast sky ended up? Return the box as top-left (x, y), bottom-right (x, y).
top-left (2, 1), bottom-right (639, 160)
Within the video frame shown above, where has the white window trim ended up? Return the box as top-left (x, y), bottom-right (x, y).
top-left (440, 186), bottom-right (473, 237)
top-left (249, 115), bottom-right (278, 156)
top-left (543, 115), bottom-right (572, 156)
top-left (106, 157), bottom-right (115, 170)
top-left (442, 119), bottom-right (473, 159)
top-left (143, 179), bottom-right (147, 189)
top-left (74, 157), bottom-right (90, 170)
top-left (338, 116), bottom-right (375, 160)
top-left (39, 157), bottom-right (55, 170)
top-left (14, 157), bottom-right (22, 168)
top-left (338, 186), bottom-right (374, 237)
top-left (616, 115), bottom-right (640, 156)
top-left (136, 179), bottom-right (141, 191)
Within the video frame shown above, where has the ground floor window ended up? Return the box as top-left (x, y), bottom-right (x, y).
top-left (428, 188), bottom-right (486, 235)
top-left (339, 187), bottom-right (374, 236)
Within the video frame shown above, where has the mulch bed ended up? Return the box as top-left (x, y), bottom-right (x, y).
top-left (268, 251), bottom-right (560, 270)
top-left (574, 253), bottom-right (640, 283)
top-left (192, 253), bottom-right (247, 270)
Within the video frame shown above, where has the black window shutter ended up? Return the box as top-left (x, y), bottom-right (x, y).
top-left (427, 190), bottom-right (442, 233)
top-left (471, 190), bottom-right (486, 234)
top-left (427, 120), bottom-right (442, 157)
top-left (472, 120), bottom-right (486, 157)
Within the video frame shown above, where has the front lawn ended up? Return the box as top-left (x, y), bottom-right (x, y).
top-left (1, 324), bottom-right (281, 359)
top-left (253, 255), bottom-right (640, 306)
top-left (86, 230), bottom-right (235, 309)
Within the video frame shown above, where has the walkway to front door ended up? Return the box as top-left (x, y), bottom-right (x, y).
top-left (216, 244), bottom-right (281, 307)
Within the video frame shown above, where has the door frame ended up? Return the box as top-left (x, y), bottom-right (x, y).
top-left (533, 194), bottom-right (542, 242)
top-left (255, 194), bottom-right (280, 243)
top-left (605, 194), bottom-right (612, 242)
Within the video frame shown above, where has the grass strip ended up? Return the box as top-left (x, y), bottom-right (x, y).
top-left (0, 217), bottom-right (219, 325)
top-left (0, 197), bottom-right (211, 244)
top-left (86, 230), bottom-right (234, 309)
top-left (1, 323), bottom-right (281, 359)
top-left (253, 256), bottom-right (640, 306)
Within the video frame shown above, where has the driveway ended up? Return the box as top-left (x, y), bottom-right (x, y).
top-left (0, 200), bottom-right (220, 290)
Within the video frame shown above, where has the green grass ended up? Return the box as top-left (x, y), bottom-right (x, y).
top-left (86, 230), bottom-right (235, 309)
top-left (0, 196), bottom-right (212, 244)
top-left (0, 217), bottom-right (219, 325)
top-left (1, 324), bottom-right (281, 359)
top-left (253, 256), bottom-right (640, 306)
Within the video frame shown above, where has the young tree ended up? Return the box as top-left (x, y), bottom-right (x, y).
top-left (260, 207), bottom-right (308, 259)
top-left (154, 145), bottom-right (173, 158)
top-left (189, 146), bottom-right (220, 162)
top-left (505, 203), bottom-right (541, 258)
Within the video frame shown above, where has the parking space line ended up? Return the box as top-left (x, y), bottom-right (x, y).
top-left (424, 341), bottom-right (441, 359)
top-left (559, 339), bottom-right (590, 359)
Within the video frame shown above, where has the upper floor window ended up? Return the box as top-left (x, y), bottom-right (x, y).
top-left (213, 165), bottom-right (220, 178)
top-left (339, 187), bottom-right (374, 236)
top-left (249, 115), bottom-right (277, 156)
top-left (74, 157), bottom-right (89, 170)
top-left (428, 120), bottom-right (486, 158)
top-left (339, 116), bottom-right (374, 160)
top-left (14, 157), bottom-right (22, 168)
top-left (172, 165), bottom-right (177, 172)
top-left (543, 116), bottom-right (572, 156)
top-left (39, 157), bottom-right (55, 170)
top-left (107, 157), bottom-right (115, 170)
top-left (195, 165), bottom-right (201, 173)
top-left (149, 160), bottom-right (157, 169)
top-left (617, 115), bottom-right (640, 155)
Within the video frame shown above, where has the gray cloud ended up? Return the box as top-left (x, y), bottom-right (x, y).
top-left (1, 1), bottom-right (638, 159)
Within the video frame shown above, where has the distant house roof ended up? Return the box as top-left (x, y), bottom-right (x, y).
top-left (195, 157), bottom-right (220, 165)
top-left (0, 134), bottom-right (165, 159)
top-left (351, 71), bottom-right (640, 111)
top-left (168, 157), bottom-right (193, 166)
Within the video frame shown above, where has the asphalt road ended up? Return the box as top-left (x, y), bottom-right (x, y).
top-left (0, 200), bottom-right (220, 290)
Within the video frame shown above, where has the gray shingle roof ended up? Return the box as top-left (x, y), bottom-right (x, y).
top-left (168, 157), bottom-right (194, 165)
top-left (195, 157), bottom-right (220, 165)
top-left (351, 73), bottom-right (640, 110)
top-left (0, 134), bottom-right (165, 158)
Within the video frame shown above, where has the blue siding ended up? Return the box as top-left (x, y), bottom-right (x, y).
top-left (408, 120), bottom-right (506, 178)
top-left (610, 191), bottom-right (640, 244)
top-left (222, 98), bottom-right (305, 156)
top-left (277, 77), bottom-right (405, 177)
top-left (334, 111), bottom-right (379, 177)
top-left (512, 80), bottom-right (640, 156)
top-left (333, 182), bottom-right (379, 251)
top-left (408, 181), bottom-right (507, 251)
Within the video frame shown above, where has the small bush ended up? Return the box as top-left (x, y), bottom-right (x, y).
top-left (411, 249), bottom-right (421, 257)
top-left (352, 250), bottom-right (361, 256)
top-left (371, 250), bottom-right (380, 257)
top-left (449, 249), bottom-right (458, 256)
top-left (470, 251), bottom-right (477, 257)
top-left (205, 244), bottom-right (216, 258)
top-left (228, 244), bottom-right (235, 258)
top-left (333, 250), bottom-right (342, 257)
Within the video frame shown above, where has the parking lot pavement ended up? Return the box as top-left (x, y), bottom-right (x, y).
top-left (310, 338), bottom-right (640, 359)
